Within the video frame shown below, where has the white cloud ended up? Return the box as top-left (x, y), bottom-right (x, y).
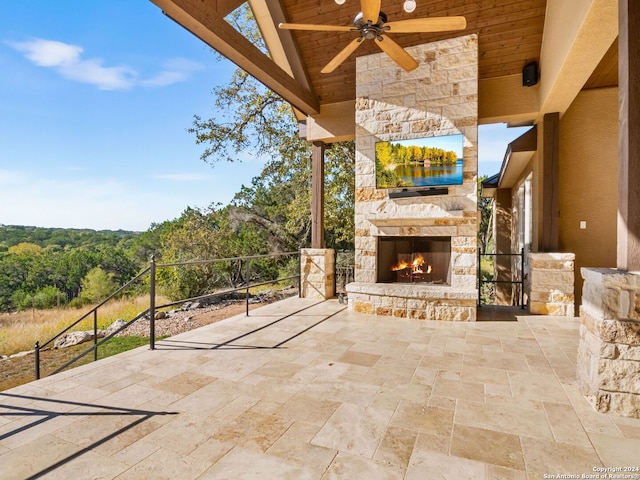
top-left (9, 38), bottom-right (136, 90)
top-left (12, 38), bottom-right (82, 66)
top-left (7, 38), bottom-right (203, 91)
top-left (140, 58), bottom-right (204, 87)
top-left (154, 173), bottom-right (210, 182)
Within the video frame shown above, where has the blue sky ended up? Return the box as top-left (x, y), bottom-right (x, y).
top-left (0, 1), bottom-right (528, 232)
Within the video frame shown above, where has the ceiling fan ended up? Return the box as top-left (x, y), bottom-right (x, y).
top-left (278, 0), bottom-right (466, 73)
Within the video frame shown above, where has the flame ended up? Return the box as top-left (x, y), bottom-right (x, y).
top-left (391, 254), bottom-right (432, 274)
top-left (391, 260), bottom-right (410, 271)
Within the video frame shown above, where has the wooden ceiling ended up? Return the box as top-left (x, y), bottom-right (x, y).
top-left (151, 0), bottom-right (619, 120)
top-left (280, 0), bottom-right (548, 105)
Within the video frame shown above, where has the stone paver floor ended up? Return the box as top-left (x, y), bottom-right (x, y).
top-left (1, 297), bottom-right (640, 479)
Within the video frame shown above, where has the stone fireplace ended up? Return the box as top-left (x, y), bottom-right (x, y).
top-left (345, 34), bottom-right (479, 321)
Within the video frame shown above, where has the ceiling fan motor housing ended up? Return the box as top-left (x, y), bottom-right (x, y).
top-left (353, 11), bottom-right (388, 39)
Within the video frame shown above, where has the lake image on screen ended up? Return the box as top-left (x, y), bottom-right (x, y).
top-left (375, 134), bottom-right (464, 189)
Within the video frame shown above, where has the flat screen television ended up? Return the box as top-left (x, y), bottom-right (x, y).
top-left (375, 134), bottom-right (464, 189)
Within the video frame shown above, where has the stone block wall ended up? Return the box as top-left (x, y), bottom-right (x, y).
top-left (527, 252), bottom-right (575, 316)
top-left (348, 35), bottom-right (479, 321)
top-left (577, 268), bottom-right (640, 418)
top-left (300, 248), bottom-right (335, 300)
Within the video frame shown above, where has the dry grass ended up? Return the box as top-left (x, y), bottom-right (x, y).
top-left (0, 296), bottom-right (167, 357)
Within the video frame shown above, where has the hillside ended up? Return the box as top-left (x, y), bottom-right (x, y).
top-left (0, 224), bottom-right (139, 250)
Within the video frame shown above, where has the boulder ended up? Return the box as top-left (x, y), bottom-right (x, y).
top-left (54, 330), bottom-right (105, 349)
top-left (107, 319), bottom-right (128, 334)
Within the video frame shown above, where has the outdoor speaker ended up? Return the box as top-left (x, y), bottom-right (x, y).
top-left (522, 62), bottom-right (538, 87)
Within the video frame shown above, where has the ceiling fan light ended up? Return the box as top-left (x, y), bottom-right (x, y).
top-left (403, 0), bottom-right (416, 13)
top-left (335, 0), bottom-right (346, 5)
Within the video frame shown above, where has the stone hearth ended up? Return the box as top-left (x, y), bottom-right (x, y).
top-left (346, 34), bottom-right (479, 321)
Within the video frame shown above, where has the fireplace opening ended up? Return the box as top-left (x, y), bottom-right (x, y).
top-left (377, 236), bottom-right (451, 284)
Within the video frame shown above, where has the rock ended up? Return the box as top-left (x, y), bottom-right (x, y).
top-left (54, 330), bottom-right (105, 349)
top-left (9, 350), bottom-right (34, 358)
top-left (189, 302), bottom-right (201, 310)
top-left (107, 319), bottom-right (128, 334)
top-left (154, 311), bottom-right (166, 320)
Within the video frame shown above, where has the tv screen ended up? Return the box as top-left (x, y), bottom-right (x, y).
top-left (375, 134), bottom-right (464, 189)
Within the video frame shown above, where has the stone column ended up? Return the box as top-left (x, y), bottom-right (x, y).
top-left (527, 252), bottom-right (575, 316)
top-left (577, 268), bottom-right (640, 418)
top-left (300, 248), bottom-right (335, 299)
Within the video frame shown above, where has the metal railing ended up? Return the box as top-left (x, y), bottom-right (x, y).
top-left (34, 251), bottom-right (301, 380)
top-left (477, 247), bottom-right (525, 308)
top-left (334, 250), bottom-right (354, 303)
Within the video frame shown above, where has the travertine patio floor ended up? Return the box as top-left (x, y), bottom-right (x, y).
top-left (1, 297), bottom-right (640, 479)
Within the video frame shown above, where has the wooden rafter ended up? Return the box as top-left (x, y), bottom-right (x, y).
top-left (151, 0), bottom-right (319, 115)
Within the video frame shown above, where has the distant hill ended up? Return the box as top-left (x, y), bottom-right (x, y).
top-left (0, 225), bottom-right (139, 250)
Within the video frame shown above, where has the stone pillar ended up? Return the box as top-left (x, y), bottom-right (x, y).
top-left (300, 248), bottom-right (335, 299)
top-left (527, 252), bottom-right (575, 316)
top-left (577, 268), bottom-right (640, 418)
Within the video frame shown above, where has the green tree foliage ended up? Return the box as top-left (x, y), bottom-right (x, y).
top-left (477, 175), bottom-right (494, 254)
top-left (0, 240), bottom-right (140, 311)
top-left (78, 266), bottom-right (119, 304)
top-left (8, 242), bottom-right (43, 255)
top-left (185, 5), bottom-right (354, 251)
top-left (0, 225), bottom-right (138, 250)
top-left (12, 285), bottom-right (66, 310)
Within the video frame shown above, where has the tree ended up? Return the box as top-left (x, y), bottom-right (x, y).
top-left (8, 242), bottom-right (43, 255)
top-left (186, 4), bottom-right (354, 254)
top-left (79, 267), bottom-right (118, 304)
top-left (478, 175), bottom-right (494, 253)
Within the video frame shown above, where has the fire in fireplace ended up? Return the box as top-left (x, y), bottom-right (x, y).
top-left (377, 236), bottom-right (451, 284)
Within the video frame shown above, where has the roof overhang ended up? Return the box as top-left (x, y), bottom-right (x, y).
top-left (498, 126), bottom-right (538, 190)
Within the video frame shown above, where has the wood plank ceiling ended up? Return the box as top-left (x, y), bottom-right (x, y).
top-left (280, 0), bottom-right (548, 105)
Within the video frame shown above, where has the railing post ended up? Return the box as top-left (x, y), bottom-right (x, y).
top-left (93, 309), bottom-right (98, 361)
top-left (34, 341), bottom-right (40, 380)
top-left (298, 250), bottom-right (302, 298)
top-left (149, 255), bottom-right (156, 350)
top-left (520, 247), bottom-right (525, 309)
top-left (245, 257), bottom-right (250, 317)
top-left (477, 248), bottom-right (482, 307)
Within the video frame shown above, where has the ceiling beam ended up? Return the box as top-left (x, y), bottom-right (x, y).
top-left (216, 0), bottom-right (245, 18)
top-left (537, 0), bottom-right (618, 121)
top-left (248, 0), bottom-right (313, 120)
top-left (248, 0), bottom-right (310, 89)
top-left (150, 0), bottom-right (320, 116)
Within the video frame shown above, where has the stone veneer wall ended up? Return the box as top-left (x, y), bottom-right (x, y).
top-left (346, 34), bottom-right (478, 320)
top-left (577, 268), bottom-right (640, 418)
top-left (528, 252), bottom-right (575, 316)
top-left (300, 248), bottom-right (335, 300)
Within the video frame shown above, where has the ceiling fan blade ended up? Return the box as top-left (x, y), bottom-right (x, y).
top-left (278, 23), bottom-right (353, 32)
top-left (385, 16), bottom-right (467, 33)
top-left (374, 36), bottom-right (419, 72)
top-left (321, 38), bottom-right (363, 73)
top-left (361, 0), bottom-right (381, 24)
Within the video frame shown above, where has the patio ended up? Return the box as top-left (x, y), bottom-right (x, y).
top-left (1, 296), bottom-right (639, 479)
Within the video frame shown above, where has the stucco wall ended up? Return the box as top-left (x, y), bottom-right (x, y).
top-left (559, 87), bottom-right (618, 308)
